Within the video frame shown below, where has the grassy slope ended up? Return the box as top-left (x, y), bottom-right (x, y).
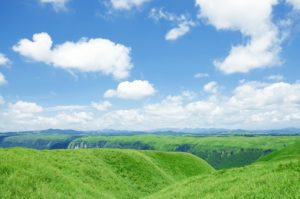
top-left (258, 142), bottom-right (300, 162)
top-left (69, 135), bottom-right (300, 169)
top-left (0, 148), bottom-right (213, 199)
top-left (145, 143), bottom-right (300, 199)
top-left (70, 135), bottom-right (300, 149)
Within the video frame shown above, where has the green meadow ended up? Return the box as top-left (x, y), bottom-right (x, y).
top-left (0, 148), bottom-right (213, 199)
top-left (146, 142), bottom-right (300, 199)
top-left (0, 135), bottom-right (299, 198)
top-left (69, 135), bottom-right (300, 169)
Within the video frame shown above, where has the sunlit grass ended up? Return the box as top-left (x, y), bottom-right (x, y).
top-left (0, 148), bottom-right (213, 199)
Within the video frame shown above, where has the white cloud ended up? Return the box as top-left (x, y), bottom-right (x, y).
top-left (0, 53), bottom-right (10, 66)
top-left (45, 105), bottom-right (88, 112)
top-left (8, 101), bottom-right (43, 119)
top-left (104, 80), bottom-right (156, 100)
top-left (196, 0), bottom-right (282, 74)
top-left (13, 33), bottom-right (52, 62)
top-left (99, 109), bottom-right (144, 129)
top-left (13, 32), bottom-right (133, 79)
top-left (213, 32), bottom-right (281, 74)
top-left (286, 0), bottom-right (300, 10)
top-left (39, 0), bottom-right (70, 11)
top-left (1, 102), bottom-right (93, 130)
top-left (139, 81), bottom-right (300, 129)
top-left (227, 81), bottom-right (300, 116)
top-left (109, 0), bottom-right (150, 10)
top-left (149, 8), bottom-right (195, 41)
top-left (165, 21), bottom-right (195, 41)
top-left (181, 91), bottom-right (197, 100)
top-left (203, 81), bottom-right (219, 93)
top-left (104, 90), bottom-right (117, 98)
top-left (1, 81), bottom-right (300, 131)
top-left (56, 112), bottom-right (93, 124)
top-left (0, 73), bottom-right (7, 86)
top-left (0, 53), bottom-right (10, 86)
top-left (91, 101), bottom-right (112, 111)
top-left (144, 95), bottom-right (185, 118)
top-left (266, 74), bottom-right (285, 81)
top-left (194, 73), bottom-right (209, 78)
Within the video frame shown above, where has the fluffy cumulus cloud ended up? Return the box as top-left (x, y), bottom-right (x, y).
top-left (1, 81), bottom-right (300, 131)
top-left (39, 0), bottom-right (70, 11)
top-left (13, 32), bottom-right (133, 79)
top-left (203, 81), bottom-right (219, 93)
top-left (196, 0), bottom-right (282, 74)
top-left (0, 101), bottom-right (94, 131)
top-left (8, 101), bottom-right (43, 119)
top-left (91, 101), bottom-right (112, 111)
top-left (228, 81), bottom-right (300, 109)
top-left (109, 81), bottom-right (300, 129)
top-left (109, 0), bottom-right (150, 10)
top-left (104, 80), bottom-right (156, 100)
top-left (0, 53), bottom-right (10, 86)
top-left (165, 21), bottom-right (195, 41)
top-left (149, 8), bottom-right (195, 41)
top-left (98, 109), bottom-right (144, 129)
top-left (0, 53), bottom-right (10, 66)
top-left (145, 81), bottom-right (300, 129)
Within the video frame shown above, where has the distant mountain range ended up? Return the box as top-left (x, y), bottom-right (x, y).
top-left (1, 127), bottom-right (300, 136)
top-left (149, 128), bottom-right (300, 135)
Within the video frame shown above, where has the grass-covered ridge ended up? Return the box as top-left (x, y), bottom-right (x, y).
top-left (69, 135), bottom-right (300, 169)
top-left (145, 143), bottom-right (300, 199)
top-left (0, 148), bottom-right (213, 199)
top-left (258, 142), bottom-right (300, 162)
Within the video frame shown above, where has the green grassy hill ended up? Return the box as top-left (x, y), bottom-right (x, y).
top-left (2, 133), bottom-right (300, 169)
top-left (69, 135), bottom-right (300, 169)
top-left (0, 148), bottom-right (214, 199)
top-left (1, 142), bottom-right (299, 199)
top-left (145, 143), bottom-right (300, 199)
top-left (258, 142), bottom-right (300, 162)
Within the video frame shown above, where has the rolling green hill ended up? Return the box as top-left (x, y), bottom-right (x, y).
top-left (145, 143), bottom-right (300, 199)
top-left (258, 142), bottom-right (300, 162)
top-left (0, 148), bottom-right (213, 199)
top-left (68, 135), bottom-right (300, 169)
top-left (1, 142), bottom-right (299, 199)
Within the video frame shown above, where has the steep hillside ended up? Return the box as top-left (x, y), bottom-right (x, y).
top-left (258, 142), bottom-right (300, 162)
top-left (68, 135), bottom-right (300, 169)
top-left (145, 144), bottom-right (300, 199)
top-left (0, 148), bottom-right (213, 199)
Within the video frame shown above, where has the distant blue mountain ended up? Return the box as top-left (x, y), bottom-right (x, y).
top-left (1, 127), bottom-right (299, 136)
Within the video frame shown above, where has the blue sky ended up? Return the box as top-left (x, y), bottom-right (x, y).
top-left (0, 0), bottom-right (300, 131)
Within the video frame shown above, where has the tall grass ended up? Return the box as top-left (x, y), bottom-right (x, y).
top-left (0, 148), bottom-right (213, 199)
